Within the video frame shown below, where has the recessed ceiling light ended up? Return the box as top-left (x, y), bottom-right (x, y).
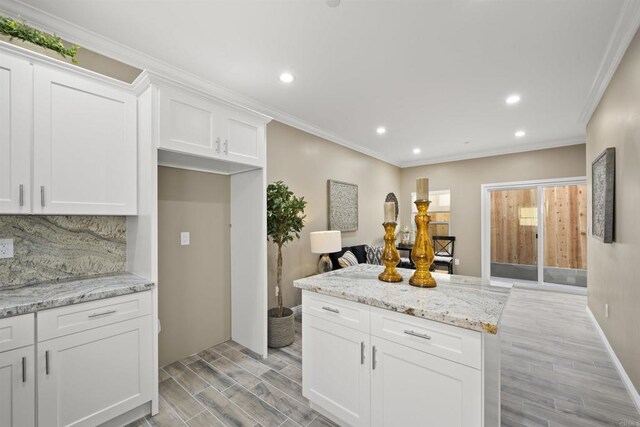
top-left (413, 148), bottom-right (421, 154)
top-left (376, 127), bottom-right (386, 135)
top-left (279, 72), bottom-right (294, 83)
top-left (515, 130), bottom-right (526, 138)
top-left (506, 94), bottom-right (521, 105)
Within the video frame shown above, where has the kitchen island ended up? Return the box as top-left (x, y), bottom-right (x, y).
top-left (293, 264), bottom-right (510, 427)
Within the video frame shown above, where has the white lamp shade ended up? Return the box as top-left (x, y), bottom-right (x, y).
top-left (310, 230), bottom-right (342, 254)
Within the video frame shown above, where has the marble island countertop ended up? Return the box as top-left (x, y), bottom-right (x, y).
top-left (0, 273), bottom-right (154, 318)
top-left (294, 264), bottom-right (510, 334)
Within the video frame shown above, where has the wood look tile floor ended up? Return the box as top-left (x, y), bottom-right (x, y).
top-left (132, 289), bottom-right (640, 427)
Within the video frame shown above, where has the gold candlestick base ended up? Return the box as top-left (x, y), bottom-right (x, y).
top-left (378, 222), bottom-right (403, 283)
top-left (409, 200), bottom-right (437, 288)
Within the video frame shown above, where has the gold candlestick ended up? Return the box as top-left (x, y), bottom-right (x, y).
top-left (410, 200), bottom-right (437, 287)
top-left (378, 222), bottom-right (403, 283)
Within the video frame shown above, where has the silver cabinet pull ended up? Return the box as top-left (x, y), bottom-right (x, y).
top-left (321, 306), bottom-right (339, 314)
top-left (40, 186), bottom-right (45, 207)
top-left (224, 139), bottom-right (228, 155)
top-left (360, 342), bottom-right (365, 365)
top-left (88, 309), bottom-right (117, 318)
top-left (215, 137), bottom-right (221, 153)
top-left (45, 351), bottom-right (50, 375)
top-left (372, 346), bottom-right (377, 370)
top-left (404, 330), bottom-right (432, 340)
top-left (19, 184), bottom-right (24, 207)
top-left (22, 357), bottom-right (26, 382)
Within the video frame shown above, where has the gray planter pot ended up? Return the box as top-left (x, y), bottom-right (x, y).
top-left (267, 307), bottom-right (295, 348)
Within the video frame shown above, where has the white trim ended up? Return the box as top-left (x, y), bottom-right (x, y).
top-left (290, 304), bottom-right (302, 316)
top-left (578, 0), bottom-right (640, 125)
top-left (586, 306), bottom-right (640, 413)
top-left (400, 137), bottom-right (585, 168)
top-left (0, 1), bottom-right (401, 168)
top-left (480, 177), bottom-right (587, 281)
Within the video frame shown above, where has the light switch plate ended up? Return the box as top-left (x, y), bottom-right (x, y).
top-left (454, 259), bottom-right (460, 265)
top-left (0, 239), bottom-right (14, 259)
top-left (180, 232), bottom-right (190, 246)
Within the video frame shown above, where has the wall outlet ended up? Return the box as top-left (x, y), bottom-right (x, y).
top-left (180, 232), bottom-right (190, 246)
top-left (454, 259), bottom-right (460, 265)
top-left (0, 239), bottom-right (14, 259)
top-left (605, 303), bottom-right (609, 318)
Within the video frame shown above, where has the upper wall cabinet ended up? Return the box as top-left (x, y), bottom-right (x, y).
top-left (0, 52), bottom-right (32, 214)
top-left (32, 64), bottom-right (137, 215)
top-left (0, 45), bottom-right (138, 216)
top-left (157, 81), bottom-right (269, 169)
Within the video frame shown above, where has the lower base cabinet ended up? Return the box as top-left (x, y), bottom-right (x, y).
top-left (303, 315), bottom-right (370, 427)
top-left (302, 291), bottom-right (491, 427)
top-left (0, 345), bottom-right (35, 427)
top-left (37, 316), bottom-right (153, 427)
top-left (370, 336), bottom-right (481, 427)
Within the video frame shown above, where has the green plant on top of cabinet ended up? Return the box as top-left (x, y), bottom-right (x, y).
top-left (0, 16), bottom-right (78, 62)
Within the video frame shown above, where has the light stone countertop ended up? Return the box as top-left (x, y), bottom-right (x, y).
top-left (293, 264), bottom-right (510, 334)
top-left (0, 273), bottom-right (154, 318)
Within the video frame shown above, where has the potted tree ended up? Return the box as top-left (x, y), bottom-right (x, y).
top-left (267, 181), bottom-right (307, 348)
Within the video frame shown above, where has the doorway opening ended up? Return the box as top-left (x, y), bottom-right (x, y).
top-left (481, 177), bottom-right (587, 292)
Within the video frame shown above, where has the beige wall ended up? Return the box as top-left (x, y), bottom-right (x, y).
top-left (157, 167), bottom-right (231, 366)
top-left (401, 144), bottom-right (587, 277)
top-left (586, 28), bottom-right (640, 393)
top-left (266, 121), bottom-right (402, 309)
top-left (75, 47), bottom-right (141, 83)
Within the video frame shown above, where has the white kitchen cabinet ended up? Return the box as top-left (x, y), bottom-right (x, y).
top-left (156, 80), bottom-right (267, 171)
top-left (0, 52), bottom-right (32, 214)
top-left (301, 290), bottom-right (497, 427)
top-left (303, 314), bottom-right (371, 427)
top-left (0, 313), bottom-right (36, 427)
top-left (220, 108), bottom-right (265, 167)
top-left (0, 43), bottom-right (138, 215)
top-left (370, 336), bottom-right (482, 427)
top-left (33, 63), bottom-right (137, 215)
top-left (0, 346), bottom-right (36, 427)
top-left (159, 85), bottom-right (223, 158)
top-left (37, 316), bottom-right (152, 427)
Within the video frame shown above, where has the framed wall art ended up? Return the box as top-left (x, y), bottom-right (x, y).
top-left (328, 180), bottom-right (358, 232)
top-left (591, 147), bottom-right (615, 243)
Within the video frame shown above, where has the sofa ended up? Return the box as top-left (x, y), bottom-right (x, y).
top-left (328, 244), bottom-right (414, 270)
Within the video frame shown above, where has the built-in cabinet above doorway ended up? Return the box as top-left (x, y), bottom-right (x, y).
top-left (0, 44), bottom-right (137, 216)
top-left (155, 75), bottom-right (267, 173)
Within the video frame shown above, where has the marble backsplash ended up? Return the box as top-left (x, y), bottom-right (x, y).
top-left (0, 216), bottom-right (126, 288)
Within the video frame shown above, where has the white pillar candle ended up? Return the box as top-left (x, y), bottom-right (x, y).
top-left (416, 177), bottom-right (429, 201)
top-left (384, 202), bottom-right (395, 223)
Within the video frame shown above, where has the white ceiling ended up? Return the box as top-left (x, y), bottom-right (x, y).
top-left (4, 0), bottom-right (640, 167)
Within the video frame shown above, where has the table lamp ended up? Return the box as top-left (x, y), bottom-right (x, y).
top-left (310, 230), bottom-right (342, 273)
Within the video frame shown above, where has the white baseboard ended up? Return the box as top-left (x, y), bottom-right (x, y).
top-left (586, 306), bottom-right (640, 413)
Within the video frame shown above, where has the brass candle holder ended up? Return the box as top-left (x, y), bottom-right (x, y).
top-left (409, 200), bottom-right (437, 287)
top-left (378, 222), bottom-right (403, 283)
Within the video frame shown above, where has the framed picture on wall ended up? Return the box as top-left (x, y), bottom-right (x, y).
top-left (591, 147), bottom-right (615, 243)
top-left (328, 180), bottom-right (358, 232)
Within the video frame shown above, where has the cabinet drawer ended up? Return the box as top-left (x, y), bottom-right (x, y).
top-left (37, 292), bottom-right (152, 342)
top-left (302, 291), bottom-right (370, 333)
top-left (370, 306), bottom-right (481, 369)
top-left (0, 314), bottom-right (34, 352)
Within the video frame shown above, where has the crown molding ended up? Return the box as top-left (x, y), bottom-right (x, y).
top-left (399, 136), bottom-right (586, 168)
top-left (578, 0), bottom-right (640, 125)
top-left (0, 0), bottom-right (401, 167)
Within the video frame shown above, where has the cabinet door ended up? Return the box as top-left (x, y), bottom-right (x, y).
top-left (0, 52), bottom-right (31, 214)
top-left (0, 346), bottom-right (35, 427)
top-left (37, 316), bottom-right (152, 427)
top-left (371, 337), bottom-right (482, 427)
top-left (159, 86), bottom-right (223, 158)
top-left (33, 64), bottom-right (137, 215)
top-left (303, 315), bottom-right (370, 427)
top-left (220, 108), bottom-right (265, 167)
